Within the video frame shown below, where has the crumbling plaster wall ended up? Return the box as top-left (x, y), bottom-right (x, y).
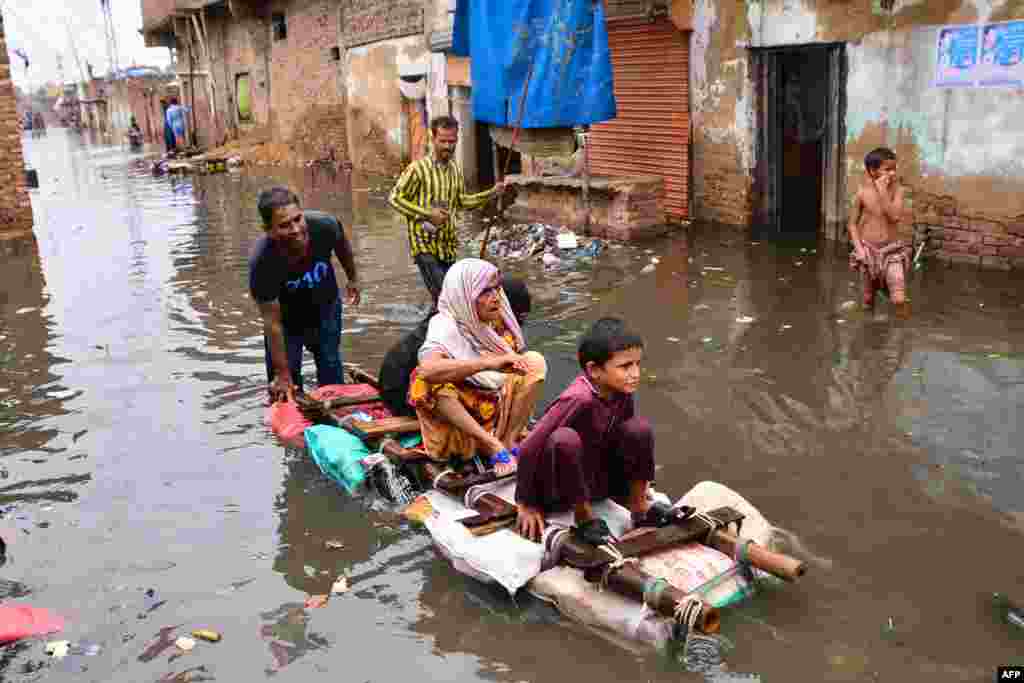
top-left (209, 5), bottom-right (272, 141)
top-left (691, 0), bottom-right (1024, 246)
top-left (345, 36), bottom-right (427, 176)
top-left (269, 0), bottom-right (347, 159)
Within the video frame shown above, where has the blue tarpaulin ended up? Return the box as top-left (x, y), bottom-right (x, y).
top-left (452, 0), bottom-right (616, 128)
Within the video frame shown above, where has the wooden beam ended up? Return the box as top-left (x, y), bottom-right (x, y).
top-left (190, 14), bottom-right (207, 64)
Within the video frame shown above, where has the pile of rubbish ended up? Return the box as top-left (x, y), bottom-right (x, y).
top-left (478, 223), bottom-right (604, 266)
top-left (151, 155), bottom-right (241, 178)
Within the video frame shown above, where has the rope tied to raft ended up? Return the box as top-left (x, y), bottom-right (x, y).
top-left (693, 511), bottom-right (724, 544)
top-left (674, 594), bottom-right (705, 634)
top-left (673, 595), bottom-right (730, 675)
top-left (431, 468), bottom-right (455, 491)
top-left (733, 537), bottom-right (757, 583)
top-left (596, 543), bottom-right (637, 592)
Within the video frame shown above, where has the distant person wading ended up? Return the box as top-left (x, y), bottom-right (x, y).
top-left (388, 116), bottom-right (506, 306)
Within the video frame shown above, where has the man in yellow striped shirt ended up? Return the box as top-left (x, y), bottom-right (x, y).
top-left (389, 115), bottom-right (504, 303)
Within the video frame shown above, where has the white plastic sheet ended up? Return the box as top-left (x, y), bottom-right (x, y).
top-left (423, 480), bottom-right (778, 651)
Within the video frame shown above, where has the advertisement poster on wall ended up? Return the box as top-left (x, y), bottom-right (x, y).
top-left (978, 21), bottom-right (1024, 87)
top-left (934, 25), bottom-right (980, 87)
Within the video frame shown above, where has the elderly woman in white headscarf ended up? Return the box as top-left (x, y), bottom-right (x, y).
top-left (408, 258), bottom-right (546, 475)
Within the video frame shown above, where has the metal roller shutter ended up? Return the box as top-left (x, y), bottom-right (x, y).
top-left (589, 17), bottom-right (691, 220)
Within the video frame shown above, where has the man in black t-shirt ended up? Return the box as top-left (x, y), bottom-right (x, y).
top-left (249, 187), bottom-right (361, 402)
top-left (377, 275), bottom-right (531, 417)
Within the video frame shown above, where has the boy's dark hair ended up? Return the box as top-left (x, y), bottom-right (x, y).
top-left (864, 147), bottom-right (897, 171)
top-left (257, 186), bottom-right (301, 227)
top-left (578, 317), bottom-right (644, 369)
top-left (430, 115), bottom-right (459, 135)
top-left (501, 276), bottom-right (531, 324)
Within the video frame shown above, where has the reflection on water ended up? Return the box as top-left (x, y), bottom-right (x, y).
top-left (0, 128), bottom-right (1020, 681)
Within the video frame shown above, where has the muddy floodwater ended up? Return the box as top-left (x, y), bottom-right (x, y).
top-left (1, 129), bottom-right (1022, 682)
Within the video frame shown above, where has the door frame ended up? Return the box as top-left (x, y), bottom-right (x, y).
top-left (750, 42), bottom-right (847, 239)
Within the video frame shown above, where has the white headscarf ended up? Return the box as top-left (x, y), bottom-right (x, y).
top-left (418, 259), bottom-right (525, 391)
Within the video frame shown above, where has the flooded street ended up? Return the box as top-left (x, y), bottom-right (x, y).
top-left (1, 128), bottom-right (1022, 682)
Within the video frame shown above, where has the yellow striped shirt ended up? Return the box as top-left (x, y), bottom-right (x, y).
top-left (388, 156), bottom-right (496, 262)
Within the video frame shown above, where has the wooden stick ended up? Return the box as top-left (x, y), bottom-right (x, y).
top-left (322, 394), bottom-right (383, 409)
top-left (582, 561), bottom-right (721, 634)
top-left (343, 362), bottom-right (381, 389)
top-left (480, 56), bottom-right (538, 259)
top-left (706, 528), bottom-right (806, 582)
top-left (469, 517), bottom-right (517, 536)
top-left (420, 461), bottom-right (513, 494)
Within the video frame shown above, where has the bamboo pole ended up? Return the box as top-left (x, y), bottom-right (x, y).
top-left (479, 57), bottom-right (537, 259)
top-left (706, 528), bottom-right (806, 582)
top-left (581, 129), bottom-right (591, 234)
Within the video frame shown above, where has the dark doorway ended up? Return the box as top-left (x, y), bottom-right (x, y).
top-left (753, 44), bottom-right (847, 240)
top-left (476, 122), bottom-right (495, 187)
top-left (476, 123), bottom-right (521, 189)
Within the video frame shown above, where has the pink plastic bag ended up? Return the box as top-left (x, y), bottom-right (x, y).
top-left (0, 605), bottom-right (64, 643)
top-left (266, 384), bottom-right (392, 446)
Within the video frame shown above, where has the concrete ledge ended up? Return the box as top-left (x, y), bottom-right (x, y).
top-left (504, 173), bottom-right (671, 242)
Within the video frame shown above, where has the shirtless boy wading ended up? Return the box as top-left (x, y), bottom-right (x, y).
top-left (848, 147), bottom-right (911, 312)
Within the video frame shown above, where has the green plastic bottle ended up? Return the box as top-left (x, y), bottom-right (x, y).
top-left (991, 593), bottom-right (1024, 633)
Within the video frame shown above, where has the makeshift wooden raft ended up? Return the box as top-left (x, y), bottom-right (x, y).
top-left (295, 364), bottom-right (807, 638)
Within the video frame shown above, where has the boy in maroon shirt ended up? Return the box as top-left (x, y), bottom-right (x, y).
top-left (514, 318), bottom-right (681, 545)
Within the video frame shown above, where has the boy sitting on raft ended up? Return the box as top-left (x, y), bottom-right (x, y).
top-left (514, 318), bottom-right (684, 545)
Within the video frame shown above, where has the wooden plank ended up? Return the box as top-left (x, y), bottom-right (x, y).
top-left (348, 416), bottom-right (420, 436)
top-left (560, 507), bottom-right (745, 570)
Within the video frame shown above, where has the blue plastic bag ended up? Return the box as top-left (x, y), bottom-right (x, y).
top-left (305, 425), bottom-right (369, 495)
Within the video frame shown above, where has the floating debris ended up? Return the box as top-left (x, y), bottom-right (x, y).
top-left (556, 233), bottom-right (578, 250)
top-left (693, 304), bottom-right (711, 311)
top-left (174, 636), bottom-right (196, 652)
top-left (640, 264), bottom-right (656, 274)
top-left (667, 337), bottom-right (681, 342)
top-left (736, 316), bottom-right (755, 324)
top-left (45, 640), bottom-right (70, 659)
top-left (324, 540), bottom-right (345, 550)
top-left (331, 576), bottom-right (349, 595)
top-left (305, 595), bottom-right (329, 609)
top-left (191, 629), bottom-right (221, 643)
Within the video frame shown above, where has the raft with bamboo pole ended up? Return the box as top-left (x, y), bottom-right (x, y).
top-left (288, 363), bottom-right (807, 651)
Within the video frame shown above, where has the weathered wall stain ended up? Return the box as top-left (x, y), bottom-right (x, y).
top-left (0, 13), bottom-right (33, 233)
top-left (345, 35), bottom-right (426, 176)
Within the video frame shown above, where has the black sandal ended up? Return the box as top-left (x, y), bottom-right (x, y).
top-left (573, 518), bottom-right (614, 546)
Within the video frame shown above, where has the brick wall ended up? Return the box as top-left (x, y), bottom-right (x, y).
top-left (0, 13), bottom-right (33, 234)
top-left (268, 0), bottom-right (347, 160)
top-left (913, 192), bottom-right (1024, 271)
top-left (106, 76), bottom-right (175, 143)
top-left (693, 137), bottom-right (753, 226)
top-left (141, 0), bottom-right (176, 30)
top-left (200, 0), bottom-right (347, 160)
